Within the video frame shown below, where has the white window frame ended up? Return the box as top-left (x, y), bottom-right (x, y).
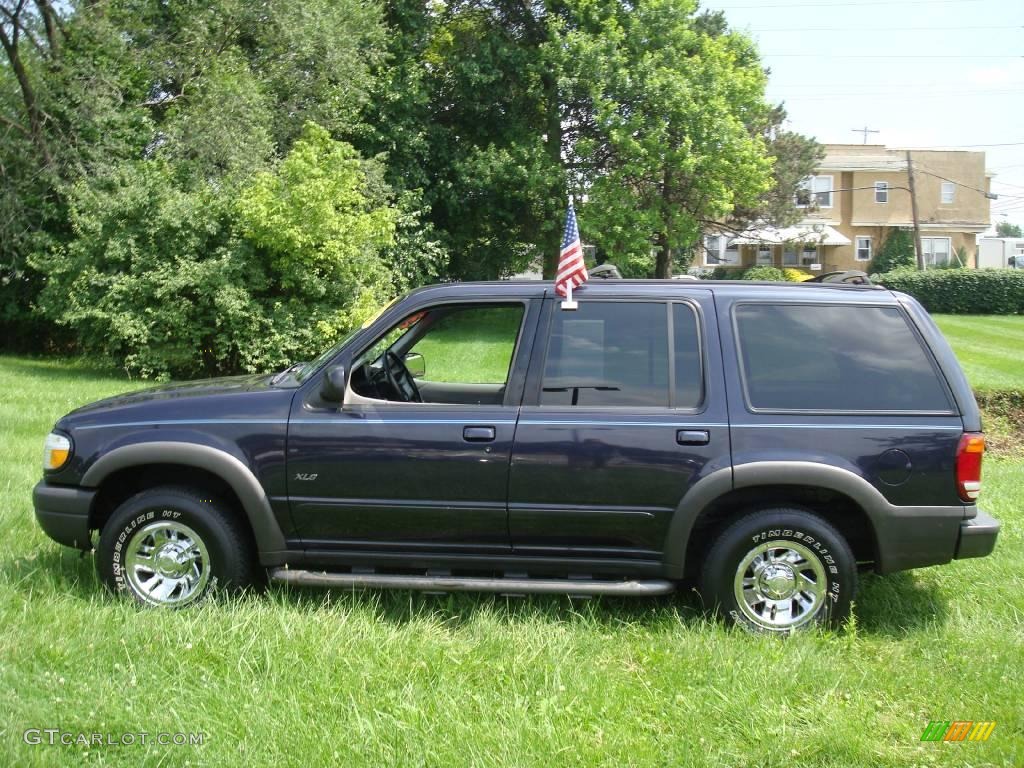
top-left (703, 235), bottom-right (741, 266)
top-left (941, 182), bottom-right (955, 204)
top-left (921, 237), bottom-right (952, 268)
top-left (756, 245), bottom-right (773, 265)
top-left (796, 175), bottom-right (834, 209)
top-left (801, 244), bottom-right (819, 267)
top-left (855, 236), bottom-right (872, 262)
top-left (874, 181), bottom-right (888, 204)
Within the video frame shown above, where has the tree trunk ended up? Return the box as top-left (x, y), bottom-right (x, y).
top-left (0, 24), bottom-right (53, 166)
top-left (655, 230), bottom-right (672, 279)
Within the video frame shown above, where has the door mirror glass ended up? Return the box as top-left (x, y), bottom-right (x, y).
top-left (320, 365), bottom-right (347, 402)
top-left (404, 352), bottom-right (426, 379)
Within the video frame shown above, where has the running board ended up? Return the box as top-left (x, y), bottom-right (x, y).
top-left (270, 569), bottom-right (676, 597)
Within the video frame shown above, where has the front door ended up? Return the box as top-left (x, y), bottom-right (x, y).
top-left (508, 293), bottom-right (729, 559)
top-left (287, 300), bottom-right (537, 552)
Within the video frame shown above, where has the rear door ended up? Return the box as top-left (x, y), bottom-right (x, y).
top-left (507, 292), bottom-right (730, 559)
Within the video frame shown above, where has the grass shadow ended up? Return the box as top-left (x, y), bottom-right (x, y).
top-left (853, 571), bottom-right (949, 636)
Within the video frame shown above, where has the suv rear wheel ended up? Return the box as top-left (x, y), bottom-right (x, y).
top-left (700, 508), bottom-right (856, 633)
top-left (97, 486), bottom-right (260, 607)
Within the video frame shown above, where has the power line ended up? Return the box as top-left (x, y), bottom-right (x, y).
top-left (765, 53), bottom-right (1021, 58)
top-left (913, 163), bottom-right (996, 198)
top-left (752, 25), bottom-right (1015, 31)
top-left (717, 0), bottom-right (982, 7)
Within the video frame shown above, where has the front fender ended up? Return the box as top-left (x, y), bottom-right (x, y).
top-left (80, 441), bottom-right (287, 565)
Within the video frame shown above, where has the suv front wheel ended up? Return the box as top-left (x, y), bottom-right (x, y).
top-left (700, 508), bottom-right (856, 633)
top-left (97, 486), bottom-right (260, 607)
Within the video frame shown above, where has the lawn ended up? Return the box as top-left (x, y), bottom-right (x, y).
top-left (932, 315), bottom-right (1024, 392)
top-left (1, 316), bottom-right (1022, 766)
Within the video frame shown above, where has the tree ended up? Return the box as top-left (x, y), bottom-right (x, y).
top-left (870, 229), bottom-right (917, 274)
top-left (996, 221), bottom-right (1022, 238)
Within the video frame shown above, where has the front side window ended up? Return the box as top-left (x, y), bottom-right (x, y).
top-left (941, 182), bottom-right (955, 204)
top-left (541, 302), bottom-right (669, 407)
top-left (856, 236), bottom-right (872, 262)
top-left (734, 303), bottom-right (951, 412)
top-left (350, 303), bottom-right (524, 402)
top-left (874, 181), bottom-right (888, 203)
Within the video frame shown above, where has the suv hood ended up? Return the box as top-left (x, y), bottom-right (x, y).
top-left (63, 373), bottom-right (278, 418)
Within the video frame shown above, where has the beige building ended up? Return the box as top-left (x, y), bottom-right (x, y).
top-left (703, 144), bottom-right (992, 272)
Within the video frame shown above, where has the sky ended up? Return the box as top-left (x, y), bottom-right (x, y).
top-left (701, 0), bottom-right (1024, 232)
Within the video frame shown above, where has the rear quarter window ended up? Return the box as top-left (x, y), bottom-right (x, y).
top-left (733, 303), bottom-right (953, 413)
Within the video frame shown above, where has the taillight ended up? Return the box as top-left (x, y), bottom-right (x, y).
top-left (956, 433), bottom-right (985, 502)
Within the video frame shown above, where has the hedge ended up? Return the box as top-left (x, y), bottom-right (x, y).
top-left (877, 268), bottom-right (1024, 314)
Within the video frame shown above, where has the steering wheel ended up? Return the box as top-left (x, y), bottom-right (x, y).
top-left (383, 350), bottom-right (422, 403)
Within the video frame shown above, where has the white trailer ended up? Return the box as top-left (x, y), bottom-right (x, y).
top-left (978, 237), bottom-right (1024, 269)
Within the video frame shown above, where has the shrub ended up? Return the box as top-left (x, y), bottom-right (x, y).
top-left (783, 268), bottom-right (812, 282)
top-left (31, 123), bottom-right (409, 378)
top-left (877, 268), bottom-right (1024, 314)
top-left (741, 266), bottom-right (786, 281)
top-left (870, 229), bottom-right (916, 274)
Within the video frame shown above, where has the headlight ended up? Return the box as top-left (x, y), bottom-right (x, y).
top-left (43, 432), bottom-right (72, 471)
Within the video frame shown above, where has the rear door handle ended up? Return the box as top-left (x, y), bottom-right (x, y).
top-left (676, 429), bottom-right (710, 446)
top-left (463, 426), bottom-right (496, 442)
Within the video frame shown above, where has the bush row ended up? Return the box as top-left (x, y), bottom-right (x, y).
top-left (702, 266), bottom-right (812, 282)
top-left (877, 268), bottom-right (1024, 314)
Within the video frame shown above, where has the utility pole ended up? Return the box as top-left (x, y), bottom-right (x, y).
top-left (852, 126), bottom-right (879, 144)
top-left (906, 150), bottom-right (925, 270)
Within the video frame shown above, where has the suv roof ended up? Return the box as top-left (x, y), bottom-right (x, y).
top-left (405, 279), bottom-right (890, 303)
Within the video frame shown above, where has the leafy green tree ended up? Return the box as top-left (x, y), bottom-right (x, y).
top-left (870, 229), bottom-right (917, 274)
top-left (996, 221), bottom-right (1022, 238)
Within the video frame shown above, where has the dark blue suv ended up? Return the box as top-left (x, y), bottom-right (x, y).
top-left (33, 280), bottom-right (1000, 632)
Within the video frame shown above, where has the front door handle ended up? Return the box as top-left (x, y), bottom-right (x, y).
top-left (676, 429), bottom-right (710, 446)
top-left (463, 426), bottom-right (496, 442)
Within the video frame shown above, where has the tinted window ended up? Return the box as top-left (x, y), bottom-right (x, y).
top-left (541, 302), bottom-right (669, 407)
top-left (734, 304), bottom-right (951, 412)
top-left (673, 303), bottom-right (703, 409)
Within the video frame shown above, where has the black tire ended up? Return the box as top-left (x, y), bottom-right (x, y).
top-left (97, 485), bottom-right (261, 607)
top-left (699, 508), bottom-right (856, 633)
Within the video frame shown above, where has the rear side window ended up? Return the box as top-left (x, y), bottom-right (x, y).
top-left (541, 302), bottom-right (669, 407)
top-left (673, 303), bottom-right (703, 409)
top-left (734, 303), bottom-right (952, 412)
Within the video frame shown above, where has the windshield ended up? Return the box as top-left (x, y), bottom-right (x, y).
top-left (294, 329), bottom-right (360, 383)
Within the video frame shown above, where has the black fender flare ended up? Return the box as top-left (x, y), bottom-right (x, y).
top-left (81, 441), bottom-right (287, 565)
top-left (663, 462), bottom-right (893, 577)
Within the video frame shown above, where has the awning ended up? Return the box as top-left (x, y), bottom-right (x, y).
top-left (730, 225), bottom-right (851, 246)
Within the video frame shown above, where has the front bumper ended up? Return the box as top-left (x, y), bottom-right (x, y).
top-left (955, 510), bottom-right (1000, 560)
top-left (33, 481), bottom-right (95, 550)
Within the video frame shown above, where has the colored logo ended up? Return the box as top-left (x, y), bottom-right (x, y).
top-left (921, 721), bottom-right (996, 742)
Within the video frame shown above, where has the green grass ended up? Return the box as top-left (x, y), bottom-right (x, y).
top-left (933, 315), bottom-right (1024, 392)
top-left (1, 349), bottom-right (1023, 766)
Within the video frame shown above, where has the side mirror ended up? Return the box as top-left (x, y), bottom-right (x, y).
top-left (320, 365), bottom-right (347, 402)
top-left (404, 352), bottom-right (426, 379)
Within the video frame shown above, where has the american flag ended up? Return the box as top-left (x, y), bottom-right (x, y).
top-left (555, 203), bottom-right (588, 298)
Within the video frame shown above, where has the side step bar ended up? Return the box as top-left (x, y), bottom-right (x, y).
top-left (270, 569), bottom-right (676, 597)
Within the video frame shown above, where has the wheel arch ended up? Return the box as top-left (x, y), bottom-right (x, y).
top-left (82, 442), bottom-right (287, 566)
top-left (664, 462), bottom-right (885, 579)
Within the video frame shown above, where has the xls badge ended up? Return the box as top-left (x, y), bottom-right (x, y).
top-left (294, 473), bottom-right (318, 482)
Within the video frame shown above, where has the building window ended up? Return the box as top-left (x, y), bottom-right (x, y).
top-left (801, 244), bottom-right (819, 266)
top-left (921, 237), bottom-right (952, 268)
top-left (796, 175), bottom-right (833, 209)
top-left (703, 235), bottom-right (740, 266)
top-left (941, 182), bottom-right (955, 204)
top-left (874, 181), bottom-right (888, 203)
top-left (757, 246), bottom-right (773, 265)
top-left (856, 236), bottom-right (872, 262)
top-left (782, 246), bottom-right (798, 266)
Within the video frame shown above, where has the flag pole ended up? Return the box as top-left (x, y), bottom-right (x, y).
top-left (562, 282), bottom-right (577, 311)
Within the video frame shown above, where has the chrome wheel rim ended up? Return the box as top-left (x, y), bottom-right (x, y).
top-left (733, 540), bottom-right (827, 631)
top-left (124, 521), bottom-right (210, 606)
